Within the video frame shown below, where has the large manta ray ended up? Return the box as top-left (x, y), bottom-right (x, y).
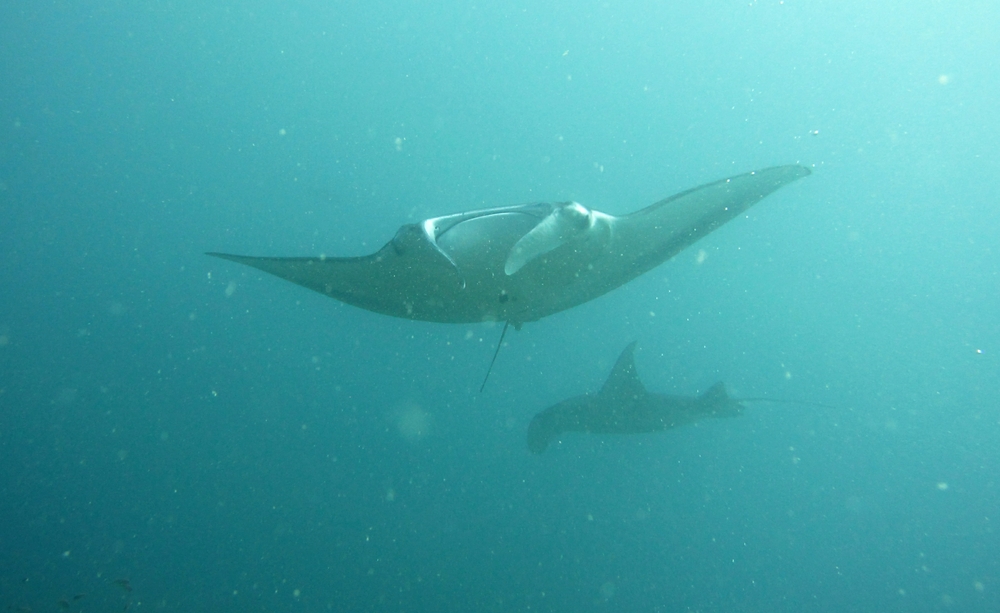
top-left (208, 165), bottom-right (810, 328)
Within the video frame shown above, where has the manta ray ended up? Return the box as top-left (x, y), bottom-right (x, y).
top-left (208, 165), bottom-right (810, 328)
top-left (527, 342), bottom-right (827, 453)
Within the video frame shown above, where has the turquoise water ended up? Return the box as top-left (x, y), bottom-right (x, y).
top-left (2, 1), bottom-right (998, 611)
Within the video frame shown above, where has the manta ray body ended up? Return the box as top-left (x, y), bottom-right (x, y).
top-left (208, 165), bottom-right (810, 327)
top-left (527, 342), bottom-right (746, 453)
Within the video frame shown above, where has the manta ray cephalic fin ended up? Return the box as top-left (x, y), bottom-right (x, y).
top-left (504, 202), bottom-right (594, 275)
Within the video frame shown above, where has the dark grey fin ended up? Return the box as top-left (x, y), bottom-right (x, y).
top-left (598, 341), bottom-right (646, 401)
top-left (699, 382), bottom-right (744, 418)
top-left (700, 382), bottom-right (730, 402)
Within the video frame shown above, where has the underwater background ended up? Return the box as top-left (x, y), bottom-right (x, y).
top-left (2, 1), bottom-right (998, 611)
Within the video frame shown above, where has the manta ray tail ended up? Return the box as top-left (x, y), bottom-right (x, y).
top-left (735, 397), bottom-right (837, 410)
top-left (479, 321), bottom-right (510, 393)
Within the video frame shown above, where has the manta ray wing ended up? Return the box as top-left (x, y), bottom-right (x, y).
top-left (207, 224), bottom-right (467, 322)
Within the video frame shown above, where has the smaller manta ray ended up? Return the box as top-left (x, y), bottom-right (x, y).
top-left (527, 342), bottom-right (827, 453)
